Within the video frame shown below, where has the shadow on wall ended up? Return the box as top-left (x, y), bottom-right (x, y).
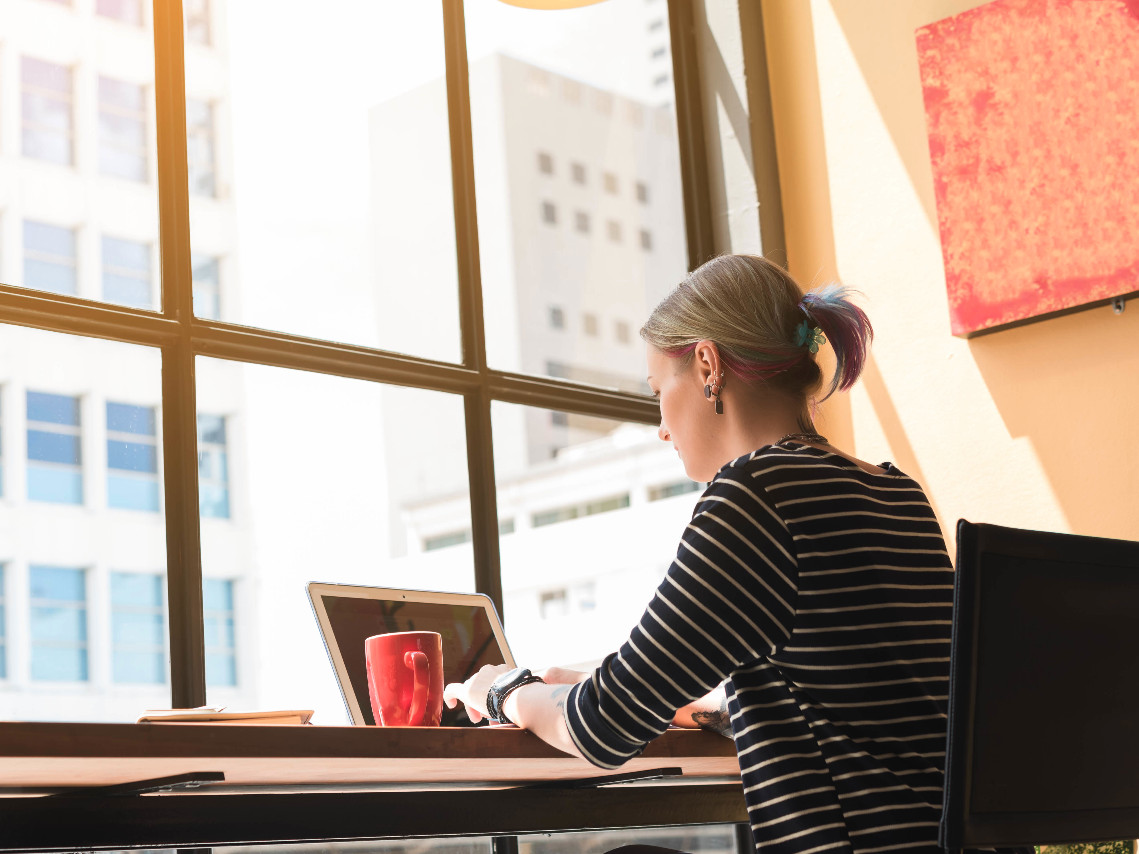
top-left (967, 305), bottom-right (1139, 541)
top-left (826, 0), bottom-right (1139, 541)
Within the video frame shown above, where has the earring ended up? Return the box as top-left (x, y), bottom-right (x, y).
top-left (704, 371), bottom-right (725, 415)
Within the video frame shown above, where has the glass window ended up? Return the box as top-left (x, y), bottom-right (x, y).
top-left (583, 313), bottom-right (598, 336)
top-left (27, 391), bottom-right (83, 505)
top-left (203, 578), bottom-right (236, 687)
top-left (198, 360), bottom-right (474, 720)
top-left (23, 221), bottom-right (77, 296)
top-left (548, 306), bottom-right (565, 330)
top-left (0, 395), bottom-right (4, 498)
top-left (30, 566), bottom-right (88, 682)
top-left (537, 151), bottom-right (554, 175)
top-left (636, 180), bottom-right (650, 203)
top-left (111, 572), bottom-right (166, 683)
top-left (96, 0), bottom-right (142, 26)
top-left (570, 161), bottom-right (586, 184)
top-left (573, 210), bottom-right (590, 234)
top-left (492, 404), bottom-right (697, 670)
top-left (640, 228), bottom-right (653, 251)
top-left (184, 0), bottom-right (211, 45)
top-left (186, 5), bottom-right (461, 359)
top-left (187, 99), bottom-right (217, 197)
top-left (606, 219), bottom-right (622, 243)
top-left (615, 319), bottom-right (631, 344)
top-left (21, 56), bottom-right (73, 166)
top-left (98, 76), bottom-right (148, 182)
top-left (107, 402), bottom-right (160, 512)
top-left (197, 413), bottom-right (230, 519)
top-left (603, 171), bottom-right (618, 194)
top-left (191, 252), bottom-right (221, 319)
top-left (101, 237), bottom-right (153, 309)
top-left (541, 201), bottom-right (557, 225)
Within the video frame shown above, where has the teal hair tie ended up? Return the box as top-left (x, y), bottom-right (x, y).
top-left (795, 320), bottom-right (826, 354)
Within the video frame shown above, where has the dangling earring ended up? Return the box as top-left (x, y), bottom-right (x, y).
top-left (704, 371), bottom-right (725, 415)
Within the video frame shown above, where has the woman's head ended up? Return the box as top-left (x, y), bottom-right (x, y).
top-left (641, 254), bottom-right (873, 414)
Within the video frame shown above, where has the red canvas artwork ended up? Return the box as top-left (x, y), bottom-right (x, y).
top-left (916, 0), bottom-right (1139, 336)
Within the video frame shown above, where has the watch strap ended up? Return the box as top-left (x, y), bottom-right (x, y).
top-left (486, 669), bottom-right (545, 724)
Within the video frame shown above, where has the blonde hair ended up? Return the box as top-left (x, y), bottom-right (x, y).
top-left (640, 254), bottom-right (872, 403)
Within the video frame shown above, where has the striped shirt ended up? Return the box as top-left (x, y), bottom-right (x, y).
top-left (564, 442), bottom-right (955, 854)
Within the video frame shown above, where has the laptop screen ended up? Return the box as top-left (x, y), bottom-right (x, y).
top-left (310, 584), bottom-right (511, 727)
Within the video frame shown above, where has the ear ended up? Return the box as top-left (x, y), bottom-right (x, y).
top-left (692, 340), bottom-right (722, 386)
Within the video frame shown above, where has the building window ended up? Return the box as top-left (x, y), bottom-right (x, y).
top-left (27, 391), bottom-right (83, 505)
top-left (184, 0), bottom-right (211, 45)
top-left (606, 220), bottom-right (622, 243)
top-left (648, 480), bottom-right (702, 501)
top-left (615, 320), bottom-right (631, 344)
top-left (550, 411), bottom-right (568, 427)
top-left (23, 221), bottom-right (77, 296)
top-left (651, 46), bottom-right (668, 59)
top-left (570, 162), bottom-right (586, 185)
top-left (102, 236), bottom-right (153, 309)
top-left (583, 313), bottom-right (599, 336)
top-left (96, 0), bottom-right (142, 26)
top-left (532, 493), bottom-right (629, 528)
top-left (111, 572), bottom-right (166, 684)
top-left (536, 151), bottom-right (554, 175)
top-left (653, 74), bottom-right (671, 88)
top-left (0, 396), bottom-right (4, 498)
top-left (107, 402), bottom-right (160, 512)
top-left (98, 76), bottom-right (147, 181)
top-left (548, 305), bottom-right (565, 330)
top-left (30, 566), bottom-right (88, 682)
top-left (204, 578), bottom-right (236, 686)
top-left (424, 530), bottom-right (470, 551)
top-left (498, 518), bottom-right (515, 536)
top-left (192, 253), bottom-right (221, 319)
top-left (648, 17), bottom-right (665, 31)
top-left (625, 103), bottom-right (645, 128)
top-left (560, 79), bottom-right (581, 104)
top-left (636, 181), bottom-right (650, 203)
top-left (593, 91), bottom-right (613, 116)
top-left (603, 172), bottom-right (618, 195)
top-left (640, 229), bottom-right (653, 251)
top-left (21, 56), bottom-right (73, 166)
top-left (187, 99), bottom-right (217, 197)
top-left (539, 589), bottom-right (568, 620)
top-left (574, 211), bottom-right (590, 234)
top-left (541, 200), bottom-right (557, 225)
top-left (197, 414), bottom-right (230, 519)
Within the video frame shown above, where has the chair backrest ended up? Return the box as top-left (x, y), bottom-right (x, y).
top-left (941, 520), bottom-right (1139, 852)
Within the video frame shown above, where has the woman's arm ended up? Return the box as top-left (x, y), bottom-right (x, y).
top-left (671, 683), bottom-right (731, 737)
top-left (443, 664), bottom-right (585, 760)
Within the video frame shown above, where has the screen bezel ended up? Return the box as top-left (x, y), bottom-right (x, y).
top-left (307, 581), bottom-right (516, 726)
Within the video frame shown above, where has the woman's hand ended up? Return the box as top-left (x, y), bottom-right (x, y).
top-left (443, 663), bottom-right (513, 724)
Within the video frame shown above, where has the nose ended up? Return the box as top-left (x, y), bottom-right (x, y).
top-left (658, 421), bottom-right (670, 442)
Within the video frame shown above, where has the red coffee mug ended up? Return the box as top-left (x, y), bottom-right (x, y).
top-left (365, 631), bottom-right (444, 727)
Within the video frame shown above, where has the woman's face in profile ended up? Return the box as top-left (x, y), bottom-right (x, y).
top-left (646, 346), bottom-right (718, 482)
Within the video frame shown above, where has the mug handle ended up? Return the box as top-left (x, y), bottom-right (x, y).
top-left (404, 650), bottom-right (430, 726)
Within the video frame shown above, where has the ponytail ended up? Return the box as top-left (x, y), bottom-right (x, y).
top-left (799, 285), bottom-right (873, 401)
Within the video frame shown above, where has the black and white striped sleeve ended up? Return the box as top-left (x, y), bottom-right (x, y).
top-left (563, 467), bottom-right (799, 768)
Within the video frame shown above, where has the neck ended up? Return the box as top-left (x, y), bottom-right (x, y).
top-left (715, 385), bottom-right (811, 460)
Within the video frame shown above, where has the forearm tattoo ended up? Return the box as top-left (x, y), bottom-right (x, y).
top-left (691, 692), bottom-right (732, 738)
top-left (551, 685), bottom-right (571, 713)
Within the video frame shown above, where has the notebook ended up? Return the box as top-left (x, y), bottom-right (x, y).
top-left (307, 582), bottom-right (516, 727)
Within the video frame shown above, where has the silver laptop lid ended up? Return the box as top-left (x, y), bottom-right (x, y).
top-left (307, 582), bottom-right (515, 727)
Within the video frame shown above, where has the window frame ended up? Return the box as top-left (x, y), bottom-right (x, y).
top-left (0, 0), bottom-right (720, 709)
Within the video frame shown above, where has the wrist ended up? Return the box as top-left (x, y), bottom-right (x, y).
top-left (486, 668), bottom-right (545, 724)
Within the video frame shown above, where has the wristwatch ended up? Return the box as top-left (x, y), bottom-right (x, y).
top-left (486, 667), bottom-right (544, 724)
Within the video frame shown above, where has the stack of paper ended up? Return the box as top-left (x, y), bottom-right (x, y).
top-left (138, 706), bottom-right (314, 725)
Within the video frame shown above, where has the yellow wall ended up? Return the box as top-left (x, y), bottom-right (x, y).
top-left (761, 0), bottom-right (1139, 551)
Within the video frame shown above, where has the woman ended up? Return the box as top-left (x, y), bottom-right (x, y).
top-left (444, 254), bottom-right (955, 854)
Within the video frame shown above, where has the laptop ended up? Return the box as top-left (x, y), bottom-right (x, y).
top-left (307, 582), bottom-right (516, 727)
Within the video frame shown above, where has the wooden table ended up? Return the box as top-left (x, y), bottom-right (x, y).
top-left (0, 722), bottom-right (748, 851)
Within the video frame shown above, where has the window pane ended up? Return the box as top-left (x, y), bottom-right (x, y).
top-left (198, 358), bottom-right (473, 721)
top-left (0, 325), bottom-right (168, 719)
top-left (8, 17), bottom-right (159, 308)
top-left (490, 403), bottom-right (699, 670)
top-left (466, 0), bottom-right (687, 387)
top-left (102, 236), bottom-right (153, 308)
top-left (22, 57), bottom-right (73, 165)
top-left (185, 3), bottom-right (461, 356)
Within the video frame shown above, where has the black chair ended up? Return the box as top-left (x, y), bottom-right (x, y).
top-left (941, 520), bottom-right (1139, 853)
